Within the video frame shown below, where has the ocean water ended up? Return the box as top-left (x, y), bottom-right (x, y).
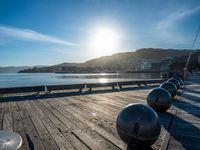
top-left (0, 73), bottom-right (160, 88)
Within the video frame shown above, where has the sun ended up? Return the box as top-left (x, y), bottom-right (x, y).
top-left (90, 26), bottom-right (119, 56)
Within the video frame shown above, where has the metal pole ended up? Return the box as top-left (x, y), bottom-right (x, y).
top-left (184, 24), bottom-right (200, 79)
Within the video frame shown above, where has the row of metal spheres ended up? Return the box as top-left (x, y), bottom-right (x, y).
top-left (116, 76), bottom-right (183, 149)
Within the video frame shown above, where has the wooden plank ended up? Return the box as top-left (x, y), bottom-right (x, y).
top-left (83, 93), bottom-right (133, 110)
top-left (83, 94), bottom-right (141, 121)
top-left (63, 132), bottom-right (90, 150)
top-left (118, 90), bottom-right (148, 98)
top-left (65, 95), bottom-right (168, 150)
top-left (30, 100), bottom-right (75, 150)
top-left (87, 93), bottom-right (132, 104)
top-left (17, 101), bottom-right (45, 150)
top-left (59, 96), bottom-right (117, 125)
top-left (72, 130), bottom-right (105, 150)
top-left (59, 100), bottom-right (126, 149)
top-left (0, 102), bottom-right (4, 130)
top-left (11, 102), bottom-right (29, 150)
top-left (2, 102), bottom-right (13, 131)
top-left (160, 110), bottom-right (176, 150)
top-left (63, 93), bottom-right (142, 125)
top-left (78, 95), bottom-right (122, 112)
top-left (35, 98), bottom-right (101, 150)
top-left (49, 97), bottom-right (117, 135)
top-left (23, 102), bottom-right (60, 150)
top-left (70, 93), bottom-right (172, 150)
top-left (66, 96), bottom-right (119, 120)
top-left (97, 92), bottom-right (146, 104)
top-left (48, 96), bottom-right (126, 149)
top-left (151, 127), bottom-right (168, 150)
top-left (33, 100), bottom-right (69, 133)
top-left (39, 98), bottom-right (121, 150)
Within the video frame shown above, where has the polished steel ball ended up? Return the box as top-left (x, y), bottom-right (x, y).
top-left (147, 87), bottom-right (172, 112)
top-left (116, 103), bottom-right (161, 148)
top-left (160, 82), bottom-right (177, 97)
top-left (0, 131), bottom-right (22, 150)
top-left (167, 78), bottom-right (180, 89)
top-left (173, 77), bottom-right (183, 86)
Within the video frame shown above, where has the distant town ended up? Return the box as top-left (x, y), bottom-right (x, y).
top-left (1, 48), bottom-right (200, 73)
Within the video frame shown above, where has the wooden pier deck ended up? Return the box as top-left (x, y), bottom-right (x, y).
top-left (0, 75), bottom-right (199, 150)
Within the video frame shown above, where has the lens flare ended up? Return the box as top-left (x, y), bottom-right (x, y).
top-left (90, 26), bottom-right (119, 56)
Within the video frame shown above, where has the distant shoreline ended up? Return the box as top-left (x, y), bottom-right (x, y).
top-left (16, 71), bottom-right (162, 74)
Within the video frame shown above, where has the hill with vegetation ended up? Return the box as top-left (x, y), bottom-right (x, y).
top-left (81, 48), bottom-right (191, 67)
top-left (0, 66), bottom-right (30, 73)
top-left (19, 48), bottom-right (199, 73)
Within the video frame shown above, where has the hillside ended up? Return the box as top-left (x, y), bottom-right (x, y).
top-left (81, 48), bottom-right (191, 67)
top-left (19, 48), bottom-right (199, 73)
top-left (0, 66), bottom-right (31, 73)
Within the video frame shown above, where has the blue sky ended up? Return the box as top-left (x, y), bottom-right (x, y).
top-left (0, 0), bottom-right (200, 66)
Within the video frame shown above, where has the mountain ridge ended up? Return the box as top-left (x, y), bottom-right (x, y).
top-left (18, 48), bottom-right (200, 73)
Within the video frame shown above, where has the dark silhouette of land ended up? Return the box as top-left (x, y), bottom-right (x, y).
top-left (18, 48), bottom-right (200, 73)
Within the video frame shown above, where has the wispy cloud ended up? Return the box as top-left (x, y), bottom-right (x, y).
top-left (0, 25), bottom-right (76, 46)
top-left (157, 6), bottom-right (200, 29)
top-left (152, 6), bottom-right (200, 47)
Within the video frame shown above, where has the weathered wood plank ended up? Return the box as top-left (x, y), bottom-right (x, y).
top-left (23, 102), bottom-right (60, 150)
top-left (63, 96), bottom-right (118, 122)
top-left (59, 95), bottom-right (171, 150)
top-left (0, 102), bottom-right (4, 130)
top-left (92, 93), bottom-right (146, 105)
top-left (72, 130), bottom-right (105, 150)
top-left (3, 102), bottom-right (13, 131)
top-left (40, 98), bottom-right (122, 150)
top-left (50, 97), bottom-right (117, 136)
top-left (62, 92), bottom-right (145, 126)
top-left (69, 95), bottom-right (118, 125)
top-left (48, 96), bottom-right (126, 149)
top-left (35, 100), bottom-right (90, 150)
top-left (11, 102), bottom-right (29, 150)
top-left (17, 101), bottom-right (45, 150)
top-left (30, 100), bottom-right (75, 150)
top-left (160, 110), bottom-right (176, 150)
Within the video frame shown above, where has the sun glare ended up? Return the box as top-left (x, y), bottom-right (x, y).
top-left (90, 26), bottom-right (119, 56)
top-left (99, 78), bottom-right (108, 83)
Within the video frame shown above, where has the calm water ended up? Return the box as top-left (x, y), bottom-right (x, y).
top-left (0, 73), bottom-right (160, 88)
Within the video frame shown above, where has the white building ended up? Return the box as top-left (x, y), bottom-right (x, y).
top-left (142, 61), bottom-right (152, 70)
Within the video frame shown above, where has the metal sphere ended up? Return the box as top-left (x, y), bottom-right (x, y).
top-left (116, 103), bottom-right (161, 148)
top-left (160, 82), bottom-right (177, 97)
top-left (173, 77), bottom-right (183, 86)
top-left (167, 78), bottom-right (180, 89)
top-left (0, 131), bottom-right (22, 150)
top-left (147, 87), bottom-right (172, 112)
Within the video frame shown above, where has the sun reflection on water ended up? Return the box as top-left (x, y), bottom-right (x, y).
top-left (100, 73), bottom-right (106, 76)
top-left (99, 78), bottom-right (108, 83)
